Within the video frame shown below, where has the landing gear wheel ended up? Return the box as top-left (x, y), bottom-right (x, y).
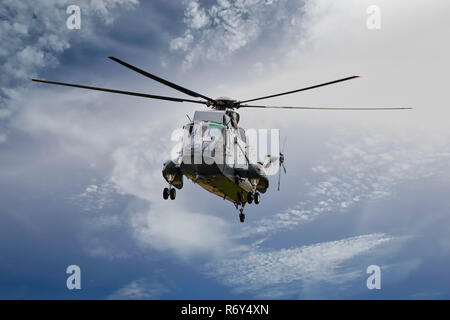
top-left (247, 193), bottom-right (254, 204)
top-left (163, 187), bottom-right (169, 200)
top-left (254, 192), bottom-right (261, 205)
top-left (169, 188), bottom-right (176, 200)
top-left (239, 211), bottom-right (245, 223)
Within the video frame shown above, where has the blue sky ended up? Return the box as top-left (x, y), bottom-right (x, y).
top-left (1, 0), bottom-right (450, 299)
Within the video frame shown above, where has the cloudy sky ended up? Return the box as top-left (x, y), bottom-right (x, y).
top-left (1, 0), bottom-right (450, 299)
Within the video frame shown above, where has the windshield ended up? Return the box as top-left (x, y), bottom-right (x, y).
top-left (203, 126), bottom-right (222, 141)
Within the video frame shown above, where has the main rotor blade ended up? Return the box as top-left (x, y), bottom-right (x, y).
top-left (108, 56), bottom-right (216, 103)
top-left (238, 76), bottom-right (360, 104)
top-left (31, 79), bottom-right (208, 105)
top-left (238, 104), bottom-right (412, 110)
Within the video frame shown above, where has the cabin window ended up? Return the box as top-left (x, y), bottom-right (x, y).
top-left (238, 128), bottom-right (246, 143)
top-left (203, 126), bottom-right (222, 141)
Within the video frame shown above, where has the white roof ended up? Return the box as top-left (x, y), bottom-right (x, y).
top-left (193, 111), bottom-right (225, 123)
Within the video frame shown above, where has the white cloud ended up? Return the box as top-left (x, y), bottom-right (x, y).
top-left (208, 233), bottom-right (393, 295)
top-left (170, 0), bottom-right (305, 69)
top-left (107, 278), bottom-right (168, 299)
top-left (0, 0), bottom-right (139, 142)
top-left (90, 0), bottom-right (139, 24)
top-left (130, 203), bottom-right (236, 259)
top-left (170, 31), bottom-right (194, 52)
top-left (70, 127), bottom-right (239, 259)
top-left (73, 182), bottom-right (119, 212)
top-left (85, 185), bottom-right (98, 193)
top-left (185, 1), bottom-right (210, 29)
top-left (242, 128), bottom-right (450, 237)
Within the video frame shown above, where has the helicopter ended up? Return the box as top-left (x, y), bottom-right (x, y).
top-left (32, 56), bottom-right (411, 223)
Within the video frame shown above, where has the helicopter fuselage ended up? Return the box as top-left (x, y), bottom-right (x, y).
top-left (33, 56), bottom-right (399, 222)
top-left (162, 110), bottom-right (269, 207)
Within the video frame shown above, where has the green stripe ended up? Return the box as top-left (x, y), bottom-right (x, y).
top-left (209, 121), bottom-right (226, 127)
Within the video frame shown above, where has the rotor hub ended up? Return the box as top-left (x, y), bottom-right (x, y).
top-left (211, 97), bottom-right (238, 110)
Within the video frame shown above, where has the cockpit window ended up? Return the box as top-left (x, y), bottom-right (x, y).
top-left (238, 128), bottom-right (246, 142)
top-left (203, 126), bottom-right (222, 141)
top-left (189, 124), bottom-right (199, 137)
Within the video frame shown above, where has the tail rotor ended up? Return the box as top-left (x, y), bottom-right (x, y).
top-left (278, 137), bottom-right (287, 191)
